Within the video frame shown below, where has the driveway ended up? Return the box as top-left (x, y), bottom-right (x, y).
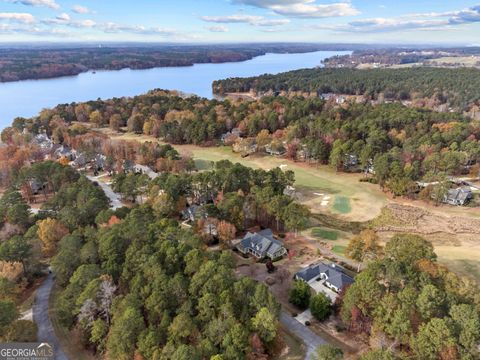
top-left (86, 175), bottom-right (123, 209)
top-left (308, 280), bottom-right (338, 302)
top-left (280, 310), bottom-right (326, 360)
top-left (32, 273), bottom-right (69, 360)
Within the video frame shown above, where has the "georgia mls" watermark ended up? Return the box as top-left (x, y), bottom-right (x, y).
top-left (0, 343), bottom-right (54, 360)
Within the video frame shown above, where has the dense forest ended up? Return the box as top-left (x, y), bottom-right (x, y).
top-left (0, 161), bottom-right (109, 343)
top-left (323, 47), bottom-right (480, 68)
top-left (341, 233), bottom-right (480, 360)
top-left (4, 89), bottom-right (478, 199)
top-left (0, 43), bottom-right (349, 82)
top-left (0, 156), bottom-right (302, 358)
top-left (212, 67), bottom-right (480, 112)
top-left (1, 85), bottom-right (480, 358)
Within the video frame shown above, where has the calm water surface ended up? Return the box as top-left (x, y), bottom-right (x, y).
top-left (0, 50), bottom-right (350, 129)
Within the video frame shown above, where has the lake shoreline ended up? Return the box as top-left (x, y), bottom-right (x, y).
top-left (0, 50), bottom-right (329, 84)
top-left (0, 50), bottom-right (351, 129)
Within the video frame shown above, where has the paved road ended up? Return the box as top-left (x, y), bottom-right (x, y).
top-left (86, 175), bottom-right (123, 209)
top-left (32, 273), bottom-right (69, 360)
top-left (280, 311), bottom-right (327, 360)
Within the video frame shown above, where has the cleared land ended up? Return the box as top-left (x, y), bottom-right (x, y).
top-left (387, 56), bottom-right (480, 69)
top-left (371, 204), bottom-right (480, 283)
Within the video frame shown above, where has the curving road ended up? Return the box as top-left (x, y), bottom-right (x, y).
top-left (33, 273), bottom-right (69, 360)
top-left (280, 311), bottom-right (326, 360)
top-left (86, 175), bottom-right (123, 209)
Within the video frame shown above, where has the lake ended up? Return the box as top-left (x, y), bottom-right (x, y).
top-left (0, 50), bottom-right (350, 130)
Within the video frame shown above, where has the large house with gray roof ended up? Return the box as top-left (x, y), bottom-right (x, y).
top-left (295, 262), bottom-right (354, 294)
top-left (443, 187), bottom-right (472, 206)
top-left (237, 229), bottom-right (287, 260)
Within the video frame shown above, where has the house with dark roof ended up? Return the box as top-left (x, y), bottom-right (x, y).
top-left (34, 133), bottom-right (53, 150)
top-left (265, 142), bottom-right (286, 156)
top-left (54, 145), bottom-right (75, 160)
top-left (443, 187), bottom-right (472, 206)
top-left (221, 128), bottom-right (243, 143)
top-left (237, 229), bottom-right (287, 260)
top-left (133, 164), bottom-right (159, 179)
top-left (181, 205), bottom-right (206, 223)
top-left (343, 153), bottom-right (359, 171)
top-left (295, 262), bottom-right (354, 293)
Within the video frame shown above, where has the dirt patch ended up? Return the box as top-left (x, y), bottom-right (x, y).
top-left (372, 203), bottom-right (480, 236)
top-left (371, 203), bottom-right (480, 284)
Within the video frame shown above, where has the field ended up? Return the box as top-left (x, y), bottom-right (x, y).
top-left (98, 129), bottom-right (480, 284)
top-left (178, 145), bottom-right (388, 222)
top-left (371, 204), bottom-right (480, 283)
top-left (387, 56), bottom-right (480, 69)
top-left (96, 129), bottom-right (388, 222)
top-left (311, 227), bottom-right (339, 241)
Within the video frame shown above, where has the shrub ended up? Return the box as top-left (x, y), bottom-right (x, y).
top-left (310, 293), bottom-right (332, 321)
top-left (4, 320), bottom-right (37, 342)
top-left (311, 344), bottom-right (343, 360)
top-left (288, 280), bottom-right (311, 309)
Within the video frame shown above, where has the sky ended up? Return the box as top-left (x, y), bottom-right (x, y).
top-left (1, 0), bottom-right (480, 44)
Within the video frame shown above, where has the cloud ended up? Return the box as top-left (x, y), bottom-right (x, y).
top-left (101, 22), bottom-right (186, 37)
top-left (448, 6), bottom-right (480, 25)
top-left (72, 5), bottom-right (91, 14)
top-left (200, 14), bottom-right (290, 26)
top-left (9, 0), bottom-right (59, 9)
top-left (311, 5), bottom-right (480, 33)
top-left (233, 0), bottom-right (359, 18)
top-left (76, 19), bottom-right (95, 28)
top-left (42, 14), bottom-right (96, 28)
top-left (0, 12), bottom-right (35, 23)
top-left (56, 12), bottom-right (70, 21)
top-left (0, 23), bottom-right (70, 36)
top-left (346, 18), bottom-right (449, 32)
top-left (201, 14), bottom-right (263, 24)
top-left (206, 25), bottom-right (229, 32)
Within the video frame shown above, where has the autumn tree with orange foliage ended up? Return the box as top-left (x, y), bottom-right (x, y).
top-left (37, 218), bottom-right (69, 257)
top-left (217, 220), bottom-right (236, 248)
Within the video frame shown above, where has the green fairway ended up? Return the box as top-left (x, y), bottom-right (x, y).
top-left (182, 146), bottom-right (386, 221)
top-left (311, 227), bottom-right (339, 240)
top-left (332, 245), bottom-right (347, 256)
top-left (101, 135), bottom-right (389, 222)
top-left (333, 196), bottom-right (352, 214)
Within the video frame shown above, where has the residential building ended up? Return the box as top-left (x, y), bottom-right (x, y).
top-left (133, 164), bottom-right (159, 179)
top-left (181, 205), bottom-right (206, 223)
top-left (443, 187), bottom-right (473, 206)
top-left (33, 133), bottom-right (53, 150)
top-left (54, 145), bottom-right (75, 160)
top-left (343, 153), bottom-right (359, 171)
top-left (237, 229), bottom-right (287, 260)
top-left (221, 128), bottom-right (242, 143)
top-left (265, 143), bottom-right (286, 156)
top-left (295, 262), bottom-right (354, 294)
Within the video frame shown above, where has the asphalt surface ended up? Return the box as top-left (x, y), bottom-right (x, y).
top-left (280, 311), bottom-right (327, 360)
top-left (86, 175), bottom-right (123, 209)
top-left (32, 273), bottom-right (69, 360)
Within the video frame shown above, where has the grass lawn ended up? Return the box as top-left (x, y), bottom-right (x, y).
top-left (311, 227), bottom-right (338, 240)
top-left (180, 146), bottom-right (387, 222)
top-left (96, 129), bottom-right (388, 221)
top-left (332, 245), bottom-right (347, 256)
top-left (434, 245), bottom-right (480, 285)
top-left (333, 196), bottom-right (352, 214)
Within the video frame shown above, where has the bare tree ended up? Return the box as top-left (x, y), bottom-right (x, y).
top-left (99, 276), bottom-right (117, 326)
